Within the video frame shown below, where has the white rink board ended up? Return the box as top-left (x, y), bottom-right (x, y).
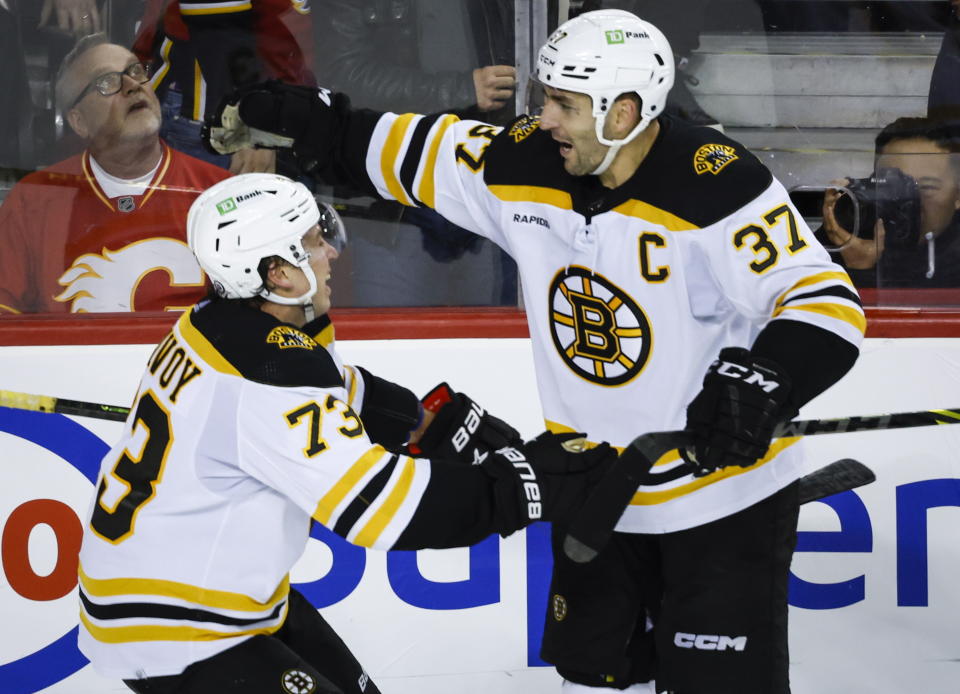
top-left (1, 336), bottom-right (958, 694)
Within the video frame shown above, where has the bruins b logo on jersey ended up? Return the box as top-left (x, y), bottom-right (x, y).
top-left (266, 326), bottom-right (317, 350)
top-left (548, 266), bottom-right (652, 386)
top-left (509, 115), bottom-right (540, 143)
top-left (693, 144), bottom-right (739, 176)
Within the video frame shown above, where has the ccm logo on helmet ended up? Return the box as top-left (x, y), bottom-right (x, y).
top-left (715, 360), bottom-right (782, 393)
top-left (496, 446), bottom-right (543, 521)
top-left (674, 632), bottom-right (747, 652)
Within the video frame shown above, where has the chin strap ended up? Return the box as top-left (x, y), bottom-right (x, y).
top-left (259, 259), bottom-right (319, 310)
top-left (590, 114), bottom-right (653, 176)
top-left (590, 143), bottom-right (621, 176)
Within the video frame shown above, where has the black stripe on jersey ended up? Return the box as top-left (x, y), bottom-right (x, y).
top-left (780, 285), bottom-right (863, 308)
top-left (333, 454), bottom-right (400, 537)
top-left (79, 589), bottom-right (285, 626)
top-left (399, 114), bottom-right (442, 205)
top-left (637, 462), bottom-right (696, 486)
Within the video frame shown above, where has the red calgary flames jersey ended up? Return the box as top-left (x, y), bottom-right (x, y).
top-left (0, 144), bottom-right (229, 313)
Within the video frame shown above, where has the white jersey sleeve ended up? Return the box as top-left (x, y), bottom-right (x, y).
top-left (363, 113), bottom-right (511, 249)
top-left (693, 178), bottom-right (866, 347)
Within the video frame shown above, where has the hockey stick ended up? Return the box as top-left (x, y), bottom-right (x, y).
top-left (0, 390), bottom-right (130, 422)
top-left (562, 407), bottom-right (960, 564)
top-left (797, 458), bottom-right (875, 505)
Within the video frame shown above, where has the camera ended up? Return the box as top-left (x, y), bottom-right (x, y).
top-left (833, 167), bottom-right (921, 248)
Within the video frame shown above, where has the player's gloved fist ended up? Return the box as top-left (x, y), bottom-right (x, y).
top-left (684, 347), bottom-right (797, 476)
top-left (202, 80), bottom-right (348, 174)
top-left (410, 382), bottom-right (521, 464)
top-left (522, 431), bottom-right (619, 523)
top-left (482, 432), bottom-right (617, 536)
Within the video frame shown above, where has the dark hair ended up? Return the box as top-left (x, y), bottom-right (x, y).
top-left (875, 115), bottom-right (960, 154)
top-left (203, 255), bottom-right (285, 305)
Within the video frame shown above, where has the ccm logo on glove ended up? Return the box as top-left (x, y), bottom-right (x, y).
top-left (497, 446), bottom-right (543, 520)
top-left (714, 359), bottom-right (783, 393)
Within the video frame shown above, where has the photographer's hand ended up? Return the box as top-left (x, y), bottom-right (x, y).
top-left (823, 183), bottom-right (883, 269)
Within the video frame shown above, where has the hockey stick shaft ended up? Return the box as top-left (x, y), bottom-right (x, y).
top-left (0, 390), bottom-right (130, 422)
top-left (773, 408), bottom-right (960, 437)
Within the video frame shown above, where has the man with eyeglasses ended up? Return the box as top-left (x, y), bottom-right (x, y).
top-left (0, 33), bottom-right (229, 314)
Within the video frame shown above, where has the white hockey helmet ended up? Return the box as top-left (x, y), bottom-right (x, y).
top-left (534, 9), bottom-right (674, 173)
top-left (187, 173), bottom-right (334, 306)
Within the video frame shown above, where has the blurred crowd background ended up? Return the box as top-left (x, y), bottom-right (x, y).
top-left (1, 0), bottom-right (958, 316)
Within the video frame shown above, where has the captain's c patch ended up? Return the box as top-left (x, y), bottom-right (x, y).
top-left (693, 144), bottom-right (739, 176)
top-left (266, 326), bottom-right (317, 350)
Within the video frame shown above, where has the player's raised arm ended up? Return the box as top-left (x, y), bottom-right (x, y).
top-left (201, 80), bottom-right (515, 247)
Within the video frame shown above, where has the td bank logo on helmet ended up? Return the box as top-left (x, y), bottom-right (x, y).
top-left (674, 632), bottom-right (748, 652)
top-left (605, 29), bottom-right (650, 44)
top-left (215, 190), bottom-right (266, 214)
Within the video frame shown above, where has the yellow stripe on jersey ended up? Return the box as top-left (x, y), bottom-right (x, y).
top-left (773, 301), bottom-right (867, 335)
top-left (343, 365), bottom-right (360, 407)
top-left (612, 199), bottom-right (699, 231)
top-left (180, 2), bottom-right (253, 15)
top-left (313, 321), bottom-right (335, 347)
top-left (489, 185), bottom-right (573, 210)
top-left (773, 271), bottom-right (855, 310)
top-left (79, 564), bottom-right (290, 612)
top-left (312, 446), bottom-right (387, 525)
top-left (192, 61), bottom-right (204, 121)
top-left (417, 114), bottom-right (459, 209)
top-left (353, 457), bottom-right (416, 547)
top-left (381, 114), bottom-right (417, 206)
top-left (139, 146), bottom-right (172, 208)
top-left (177, 311), bottom-right (242, 376)
top-left (81, 152), bottom-right (114, 212)
top-left (629, 437), bottom-right (801, 505)
top-left (80, 601), bottom-right (287, 644)
top-left (148, 38), bottom-right (173, 91)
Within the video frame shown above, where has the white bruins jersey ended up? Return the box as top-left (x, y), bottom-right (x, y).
top-left (78, 302), bottom-right (439, 678)
top-left (352, 111), bottom-right (865, 534)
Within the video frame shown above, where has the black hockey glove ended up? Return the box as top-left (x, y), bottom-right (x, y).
top-left (523, 431), bottom-right (619, 524)
top-left (409, 382), bottom-right (522, 464)
top-left (484, 432), bottom-right (618, 536)
top-left (202, 80), bottom-right (349, 174)
top-left (684, 347), bottom-right (797, 476)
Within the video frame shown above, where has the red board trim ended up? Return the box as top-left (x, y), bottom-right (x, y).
top-left (1, 305), bottom-right (960, 346)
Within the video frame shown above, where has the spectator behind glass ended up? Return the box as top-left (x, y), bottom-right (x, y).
top-left (132, 0), bottom-right (317, 175)
top-left (819, 116), bottom-right (960, 288)
top-left (314, 0), bottom-right (518, 307)
top-left (929, 0), bottom-right (960, 119)
top-left (0, 34), bottom-right (229, 314)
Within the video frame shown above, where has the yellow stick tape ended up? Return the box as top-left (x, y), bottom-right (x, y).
top-left (0, 390), bottom-right (57, 413)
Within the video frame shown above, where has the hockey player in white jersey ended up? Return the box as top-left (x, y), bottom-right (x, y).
top-left (202, 10), bottom-right (866, 694)
top-left (77, 173), bottom-right (617, 693)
